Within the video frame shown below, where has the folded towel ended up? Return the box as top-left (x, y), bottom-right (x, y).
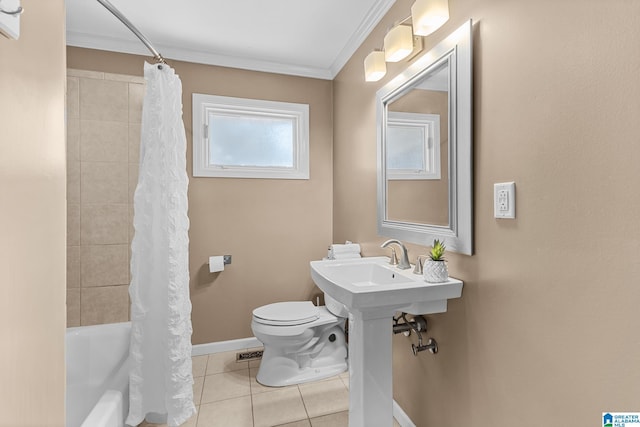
top-left (328, 242), bottom-right (362, 259)
top-left (329, 243), bottom-right (361, 255)
top-left (331, 253), bottom-right (362, 260)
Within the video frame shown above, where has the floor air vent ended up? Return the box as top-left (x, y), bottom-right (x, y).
top-left (236, 350), bottom-right (263, 362)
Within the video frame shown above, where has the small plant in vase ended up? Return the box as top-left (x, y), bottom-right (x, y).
top-left (423, 239), bottom-right (449, 283)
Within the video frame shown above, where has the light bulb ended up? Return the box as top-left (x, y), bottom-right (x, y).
top-left (364, 50), bottom-right (387, 82)
top-left (383, 25), bottom-right (414, 62)
top-left (411, 0), bottom-right (449, 36)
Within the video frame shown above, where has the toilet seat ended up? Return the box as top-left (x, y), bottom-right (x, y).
top-left (253, 301), bottom-right (320, 326)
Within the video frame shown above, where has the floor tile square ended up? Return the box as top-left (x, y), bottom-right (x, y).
top-left (197, 396), bottom-right (253, 427)
top-left (192, 355), bottom-right (208, 378)
top-left (309, 411), bottom-right (348, 427)
top-left (249, 367), bottom-right (298, 395)
top-left (275, 420), bottom-right (311, 427)
top-left (308, 410), bottom-right (401, 427)
top-left (298, 379), bottom-right (349, 419)
top-left (206, 350), bottom-right (248, 375)
top-left (252, 387), bottom-right (308, 427)
top-left (201, 370), bottom-right (251, 404)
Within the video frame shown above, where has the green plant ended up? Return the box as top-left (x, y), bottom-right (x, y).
top-left (429, 239), bottom-right (446, 261)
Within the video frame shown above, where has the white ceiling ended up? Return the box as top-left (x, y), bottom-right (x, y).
top-left (66, 0), bottom-right (397, 80)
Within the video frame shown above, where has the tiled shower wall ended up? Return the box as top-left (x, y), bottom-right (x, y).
top-left (66, 69), bottom-right (144, 327)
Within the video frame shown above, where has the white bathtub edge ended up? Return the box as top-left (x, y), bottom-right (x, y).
top-left (191, 336), bottom-right (261, 356)
top-left (81, 390), bottom-right (123, 427)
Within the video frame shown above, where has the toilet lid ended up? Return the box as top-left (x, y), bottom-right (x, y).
top-left (253, 301), bottom-right (319, 326)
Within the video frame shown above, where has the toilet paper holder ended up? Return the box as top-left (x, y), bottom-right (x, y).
top-left (208, 255), bottom-right (232, 273)
top-left (209, 255), bottom-right (232, 265)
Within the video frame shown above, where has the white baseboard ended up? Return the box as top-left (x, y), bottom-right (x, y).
top-left (192, 336), bottom-right (262, 356)
top-left (192, 336), bottom-right (416, 427)
top-left (393, 399), bottom-right (416, 427)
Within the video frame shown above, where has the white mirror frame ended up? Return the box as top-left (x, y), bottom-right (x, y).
top-left (377, 20), bottom-right (473, 255)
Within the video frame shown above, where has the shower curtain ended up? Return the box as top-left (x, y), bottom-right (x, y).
top-left (126, 62), bottom-right (195, 427)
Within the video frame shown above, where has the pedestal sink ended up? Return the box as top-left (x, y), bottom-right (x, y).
top-left (310, 257), bottom-right (463, 427)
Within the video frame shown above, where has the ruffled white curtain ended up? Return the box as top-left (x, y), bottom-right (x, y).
top-left (126, 62), bottom-right (195, 427)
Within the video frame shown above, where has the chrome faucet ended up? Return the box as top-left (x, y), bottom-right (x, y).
top-left (381, 239), bottom-right (411, 270)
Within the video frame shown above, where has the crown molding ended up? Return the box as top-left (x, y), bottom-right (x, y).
top-left (329, 0), bottom-right (396, 77)
top-left (67, 31), bottom-right (335, 80)
top-left (67, 0), bottom-right (396, 80)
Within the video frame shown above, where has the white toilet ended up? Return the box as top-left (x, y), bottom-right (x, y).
top-left (251, 295), bottom-right (348, 387)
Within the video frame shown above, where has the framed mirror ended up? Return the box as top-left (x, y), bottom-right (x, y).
top-left (377, 20), bottom-right (473, 255)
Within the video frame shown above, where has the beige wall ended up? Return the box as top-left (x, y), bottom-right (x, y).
top-left (0, 0), bottom-right (66, 425)
top-left (67, 48), bottom-right (334, 344)
top-left (66, 69), bottom-right (145, 327)
top-left (334, 0), bottom-right (640, 425)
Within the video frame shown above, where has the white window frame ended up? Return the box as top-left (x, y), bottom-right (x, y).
top-left (386, 111), bottom-right (441, 180)
top-left (193, 93), bottom-right (309, 179)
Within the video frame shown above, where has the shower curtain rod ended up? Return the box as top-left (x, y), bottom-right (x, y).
top-left (96, 0), bottom-right (166, 64)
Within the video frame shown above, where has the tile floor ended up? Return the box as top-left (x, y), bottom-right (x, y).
top-left (140, 349), bottom-right (401, 427)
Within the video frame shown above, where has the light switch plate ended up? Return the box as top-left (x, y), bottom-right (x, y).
top-left (494, 182), bottom-right (515, 219)
top-left (0, 0), bottom-right (21, 40)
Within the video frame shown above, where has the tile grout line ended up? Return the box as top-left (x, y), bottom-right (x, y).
top-left (193, 365), bottom-right (203, 427)
top-left (296, 384), bottom-right (312, 426)
top-left (249, 367), bottom-right (256, 427)
top-left (243, 354), bottom-right (256, 427)
top-left (193, 354), bottom-right (210, 427)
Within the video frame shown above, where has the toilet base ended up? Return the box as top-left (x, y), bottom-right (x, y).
top-left (256, 360), bottom-right (348, 387)
top-left (255, 324), bottom-right (348, 387)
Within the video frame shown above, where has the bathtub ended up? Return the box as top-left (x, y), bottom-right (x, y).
top-left (66, 322), bottom-right (131, 427)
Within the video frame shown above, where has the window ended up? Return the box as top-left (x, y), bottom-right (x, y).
top-left (193, 94), bottom-right (309, 179)
top-left (386, 111), bottom-right (441, 180)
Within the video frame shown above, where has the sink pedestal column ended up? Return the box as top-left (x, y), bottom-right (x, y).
top-left (348, 310), bottom-right (394, 427)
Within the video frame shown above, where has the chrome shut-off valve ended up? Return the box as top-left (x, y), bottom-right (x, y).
top-left (412, 338), bottom-right (438, 355)
top-left (393, 313), bottom-right (439, 356)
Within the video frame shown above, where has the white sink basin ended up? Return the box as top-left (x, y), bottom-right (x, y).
top-left (310, 256), bottom-right (463, 315)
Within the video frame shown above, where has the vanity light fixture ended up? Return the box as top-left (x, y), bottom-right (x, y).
top-left (411, 0), bottom-right (449, 36)
top-left (364, 50), bottom-right (387, 82)
top-left (383, 24), bottom-right (414, 62)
